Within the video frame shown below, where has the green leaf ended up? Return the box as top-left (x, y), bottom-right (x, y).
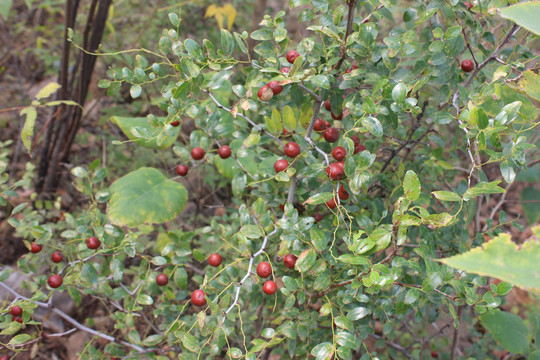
top-left (431, 191), bottom-right (462, 202)
top-left (176, 331), bottom-right (200, 352)
top-left (295, 248), bottom-right (316, 273)
top-left (174, 267), bottom-right (188, 289)
top-left (35, 82), bottom-right (61, 100)
top-left (0, 0), bottom-right (12, 20)
top-left (261, 328), bottom-right (276, 339)
top-left (142, 334), bottom-right (163, 346)
top-left (240, 224), bottom-right (263, 239)
top-left (392, 82), bottom-right (407, 103)
top-left (347, 307), bottom-right (371, 321)
top-left (130, 85), bottom-right (142, 98)
top-left (311, 342), bottom-right (334, 360)
top-left (138, 294), bottom-right (154, 305)
top-left (8, 334), bottom-right (31, 346)
top-left (20, 107), bottom-right (37, 153)
top-left (108, 167), bottom-right (188, 226)
top-left (282, 106), bottom-right (296, 132)
top-left (337, 254), bottom-right (369, 266)
top-left (220, 28), bottom-right (234, 55)
top-left (266, 110), bottom-right (283, 134)
top-left (110, 116), bottom-right (179, 149)
top-left (463, 181), bottom-right (505, 201)
top-left (499, 2), bottom-right (540, 35)
top-left (310, 228), bottom-right (328, 252)
top-left (480, 310), bottom-right (529, 354)
top-left (303, 192), bottom-right (333, 205)
top-left (439, 233), bottom-right (540, 291)
top-left (310, 75), bottom-right (330, 89)
top-left (403, 170), bottom-right (420, 201)
top-left (361, 116), bottom-right (383, 137)
top-left (521, 187), bottom-right (540, 225)
top-left (184, 39), bottom-right (204, 62)
top-left (508, 70), bottom-right (540, 101)
top-left (500, 160), bottom-right (516, 183)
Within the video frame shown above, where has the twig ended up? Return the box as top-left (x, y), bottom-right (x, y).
top-left (393, 282), bottom-right (458, 301)
top-left (481, 182), bottom-right (513, 232)
top-left (450, 306), bottom-right (465, 360)
top-left (204, 89), bottom-right (284, 146)
top-left (334, 0), bottom-right (358, 71)
top-left (369, 333), bottom-right (412, 359)
top-left (298, 83), bottom-right (321, 101)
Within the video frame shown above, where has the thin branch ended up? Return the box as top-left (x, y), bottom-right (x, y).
top-left (450, 306), bottom-right (465, 360)
top-left (298, 83), bottom-right (321, 101)
top-left (369, 333), bottom-right (412, 359)
top-left (334, 0), bottom-right (358, 71)
top-left (481, 182), bottom-right (513, 232)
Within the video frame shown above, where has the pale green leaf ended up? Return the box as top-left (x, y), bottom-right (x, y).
top-left (403, 170), bottom-right (420, 201)
top-left (499, 2), bottom-right (540, 35)
top-left (480, 310), bottom-right (529, 354)
top-left (110, 116), bottom-right (179, 149)
top-left (20, 107), bottom-right (37, 153)
top-left (35, 82), bottom-right (61, 100)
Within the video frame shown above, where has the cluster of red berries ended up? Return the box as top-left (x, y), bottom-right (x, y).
top-left (257, 50), bottom-right (300, 102)
top-left (176, 145), bottom-right (232, 178)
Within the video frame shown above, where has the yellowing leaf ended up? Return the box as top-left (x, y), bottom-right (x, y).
top-left (20, 106), bottom-right (37, 154)
top-left (506, 70), bottom-right (540, 101)
top-left (35, 82), bottom-right (62, 100)
top-left (204, 3), bottom-right (236, 30)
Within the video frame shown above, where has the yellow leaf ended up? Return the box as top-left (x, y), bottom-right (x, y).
top-left (204, 3), bottom-right (236, 30)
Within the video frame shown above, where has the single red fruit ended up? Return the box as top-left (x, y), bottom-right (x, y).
top-left (256, 262), bottom-right (272, 278)
top-left (431, 350), bottom-right (439, 358)
top-left (283, 254), bottom-right (298, 269)
top-left (274, 159), bottom-right (288, 173)
top-left (323, 128), bottom-right (339, 143)
top-left (313, 213), bottom-right (323, 223)
top-left (51, 251), bottom-right (63, 263)
top-left (218, 145), bottom-right (232, 159)
top-left (191, 290), bottom-right (207, 306)
top-left (263, 280), bottom-right (277, 295)
top-left (331, 111), bottom-right (343, 121)
top-left (86, 236), bottom-right (101, 250)
top-left (156, 273), bottom-right (168, 286)
top-left (338, 184), bottom-right (349, 200)
top-left (324, 99), bottom-right (332, 111)
top-left (326, 197), bottom-right (337, 209)
top-left (0, 355), bottom-right (9, 360)
top-left (350, 134), bottom-right (360, 146)
top-left (279, 203), bottom-right (286, 212)
top-left (354, 143), bottom-right (367, 154)
top-left (176, 164), bottom-right (189, 176)
top-left (464, 2), bottom-right (473, 10)
top-left (267, 81), bottom-right (283, 96)
top-left (170, 119), bottom-right (180, 127)
top-left (47, 274), bottom-right (63, 288)
top-left (191, 147), bottom-right (205, 160)
top-left (313, 118), bottom-right (328, 132)
top-left (286, 50), bottom-right (300, 64)
top-left (208, 253), bottom-right (222, 267)
top-left (326, 162), bottom-right (345, 180)
top-left (281, 67), bottom-right (290, 74)
top-left (332, 146), bottom-right (346, 161)
top-left (14, 317), bottom-right (22, 324)
top-left (345, 65), bottom-right (358, 73)
top-left (283, 142), bottom-right (301, 158)
top-left (461, 59), bottom-right (474, 73)
top-left (30, 242), bottom-right (42, 253)
top-left (258, 85), bottom-right (273, 101)
top-left (10, 305), bottom-right (22, 317)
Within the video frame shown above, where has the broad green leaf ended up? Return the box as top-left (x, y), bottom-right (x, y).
top-left (432, 191), bottom-right (462, 202)
top-left (463, 181), bottom-right (505, 201)
top-left (439, 233), bottom-right (540, 291)
top-left (310, 75), bottom-right (330, 89)
top-left (310, 228), bottom-right (328, 252)
top-left (508, 70), bottom-right (540, 101)
top-left (110, 116), bottom-right (179, 149)
top-left (295, 248), bottom-right (316, 273)
top-left (361, 116), bottom-right (383, 137)
top-left (0, 0), bottom-right (12, 20)
top-left (138, 294), bottom-right (154, 305)
top-left (142, 334), bottom-right (163, 346)
top-left (174, 267), bottom-right (188, 289)
top-left (337, 254), bottom-right (369, 266)
top-left (220, 28), bottom-right (234, 55)
top-left (184, 39), bottom-right (204, 62)
top-left (480, 310), bottom-right (529, 354)
top-left (530, 351), bottom-right (540, 360)
top-left (347, 307), bottom-right (371, 321)
top-left (303, 192), bottom-right (333, 205)
top-left (20, 107), bottom-right (37, 153)
top-left (500, 160), bottom-right (516, 183)
top-left (311, 342), bottom-right (334, 360)
top-left (499, 2), bottom-right (540, 35)
top-left (403, 170), bottom-right (420, 201)
top-left (282, 106), bottom-right (296, 132)
top-left (215, 156), bottom-right (237, 179)
top-left (521, 187), bottom-right (540, 225)
top-left (8, 334), bottom-right (31, 346)
top-left (176, 331), bottom-right (200, 352)
top-left (108, 167), bottom-right (188, 226)
top-left (392, 82), bottom-right (407, 103)
top-left (130, 85), bottom-right (142, 98)
top-left (35, 82), bottom-right (61, 100)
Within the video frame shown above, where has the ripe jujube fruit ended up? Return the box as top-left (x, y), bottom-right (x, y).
top-left (313, 213), bottom-right (323, 223)
top-left (267, 81), bottom-right (283, 96)
top-left (323, 128), bottom-right (339, 143)
top-left (47, 275), bottom-right (63, 288)
top-left (283, 142), bottom-right (300, 158)
top-left (256, 262), bottom-right (272, 278)
top-left (280, 67), bottom-right (290, 74)
top-left (176, 164), bottom-right (189, 176)
top-left (51, 251), bottom-right (63, 263)
top-left (218, 145), bottom-right (231, 159)
top-left (286, 50), bottom-right (300, 64)
top-left (30, 242), bottom-right (42, 253)
top-left (313, 118), bottom-right (328, 132)
top-left (331, 111), bottom-right (343, 121)
top-left (326, 162), bottom-right (345, 180)
top-left (464, 2), bottom-right (473, 10)
top-left (324, 99), bottom-right (332, 111)
top-left (86, 236), bottom-right (101, 250)
top-left (338, 184), bottom-right (349, 200)
top-left (354, 143), bottom-right (366, 154)
top-left (10, 306), bottom-right (22, 317)
top-left (191, 290), bottom-right (207, 306)
top-left (461, 59), bottom-right (474, 73)
top-left (208, 253), bottom-right (222, 267)
top-left (326, 197), bottom-right (337, 209)
top-left (263, 280), bottom-right (277, 295)
top-left (283, 254), bottom-right (297, 269)
top-left (332, 146), bottom-right (346, 161)
top-left (156, 273), bottom-right (168, 286)
top-left (191, 147), bottom-right (205, 160)
top-left (170, 119), bottom-right (180, 127)
top-left (274, 159), bottom-right (288, 173)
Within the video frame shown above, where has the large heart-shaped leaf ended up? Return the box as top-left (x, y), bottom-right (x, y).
top-left (110, 116), bottom-right (179, 149)
top-left (108, 167), bottom-right (187, 226)
top-left (480, 310), bottom-right (529, 354)
top-left (439, 232), bottom-right (540, 292)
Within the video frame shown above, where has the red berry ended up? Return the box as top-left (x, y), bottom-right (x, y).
top-left (283, 254), bottom-right (297, 269)
top-left (286, 50), bottom-right (300, 64)
top-left (14, 316), bottom-right (22, 324)
top-left (283, 142), bottom-right (301, 158)
top-left (279, 203), bottom-right (286, 212)
top-left (267, 81), bottom-right (283, 96)
top-left (0, 355), bottom-right (9, 360)
top-left (354, 143), bottom-right (366, 154)
top-left (256, 262), bottom-right (272, 278)
top-left (280, 67), bottom-right (290, 74)
top-left (326, 162), bottom-right (345, 180)
top-left (350, 134), bottom-right (360, 146)
top-left (326, 197), bottom-right (337, 209)
top-left (263, 280), bottom-right (277, 295)
top-left (170, 119), bottom-right (180, 127)
top-left (176, 164), bottom-right (189, 176)
top-left (191, 290), bottom-right (207, 306)
top-left (258, 85), bottom-right (273, 101)
top-left (191, 147), bottom-right (205, 160)
top-left (274, 159), bottom-right (288, 173)
top-left (10, 305), bottom-right (22, 317)
top-left (324, 99), bottom-right (332, 111)
top-left (313, 118), bottom-right (328, 132)
top-left (156, 273), bottom-right (168, 286)
top-left (218, 145), bottom-right (232, 159)
top-left (331, 111), bottom-right (343, 121)
top-left (323, 128), bottom-right (339, 143)
top-left (208, 253), bottom-right (222, 267)
top-left (313, 213), bottom-right (323, 223)
top-left (464, 2), bottom-right (473, 10)
top-left (332, 146), bottom-right (346, 161)
top-left (51, 251), bottom-right (63, 263)
top-left (47, 274), bottom-right (63, 288)
top-left (431, 351), bottom-right (439, 358)
top-left (461, 59), bottom-right (474, 73)
top-left (338, 184), bottom-right (349, 200)
top-left (30, 242), bottom-right (42, 253)
top-left (86, 236), bottom-right (101, 250)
